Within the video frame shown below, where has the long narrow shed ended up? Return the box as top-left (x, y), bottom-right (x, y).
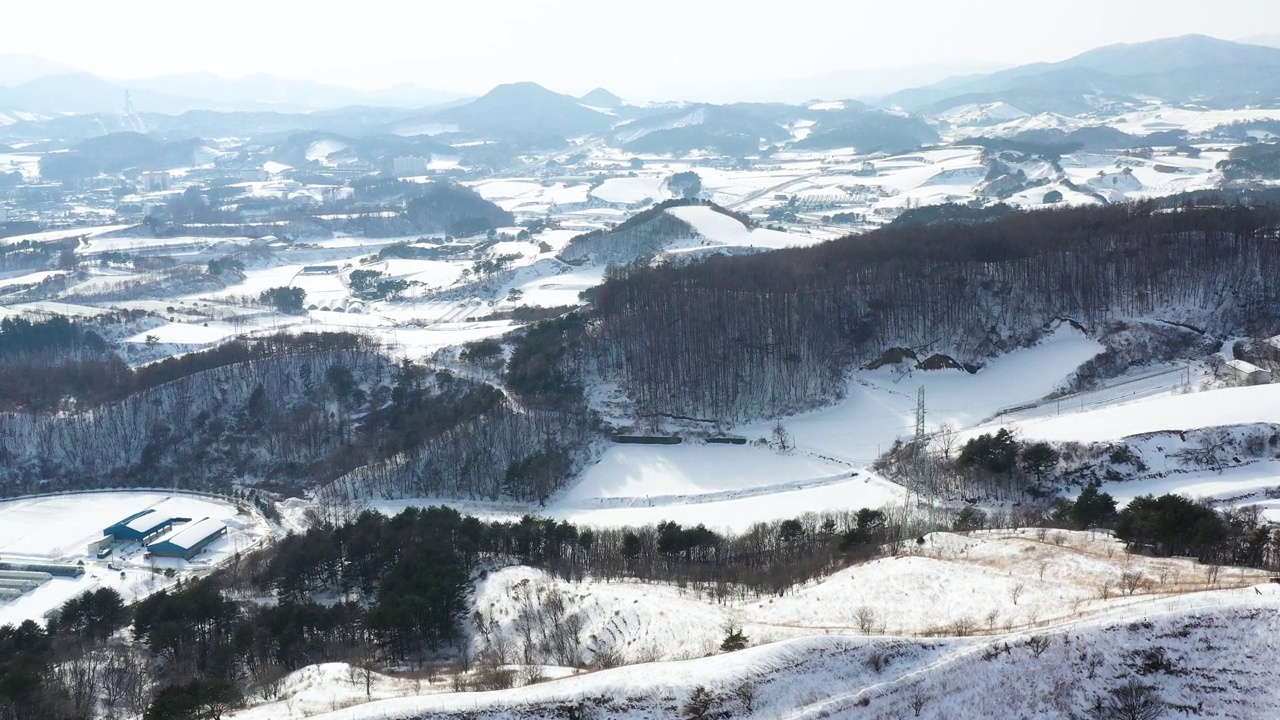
top-left (146, 518), bottom-right (227, 560)
top-left (104, 509), bottom-right (179, 543)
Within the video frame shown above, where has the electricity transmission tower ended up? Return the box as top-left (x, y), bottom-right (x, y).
top-left (904, 386), bottom-right (937, 539)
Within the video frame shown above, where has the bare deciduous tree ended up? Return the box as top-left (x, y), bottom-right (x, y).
top-left (1118, 571), bottom-right (1146, 596)
top-left (1097, 580), bottom-right (1113, 600)
top-left (1009, 582), bottom-right (1026, 606)
top-left (1086, 679), bottom-right (1165, 720)
top-left (1025, 634), bottom-right (1051, 658)
top-left (909, 688), bottom-right (929, 717)
top-left (1204, 564), bottom-right (1222, 588)
top-left (985, 608), bottom-right (1000, 631)
top-left (855, 605), bottom-right (878, 634)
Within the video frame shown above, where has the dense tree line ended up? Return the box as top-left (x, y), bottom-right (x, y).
top-left (326, 404), bottom-right (594, 504)
top-left (0, 331), bottom-right (560, 498)
top-left (0, 316), bottom-right (125, 412)
top-left (252, 506), bottom-right (898, 607)
top-left (588, 200), bottom-right (1280, 422)
top-left (258, 286), bottom-right (306, 314)
top-left (503, 313), bottom-right (588, 406)
top-left (1217, 141), bottom-right (1280, 182)
top-left (0, 316), bottom-right (95, 358)
top-left (1113, 494), bottom-right (1275, 566)
top-left (0, 326), bottom-right (372, 413)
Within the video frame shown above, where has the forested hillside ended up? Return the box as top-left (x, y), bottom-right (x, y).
top-left (0, 326), bottom-right (589, 500)
top-left (589, 200), bottom-right (1280, 422)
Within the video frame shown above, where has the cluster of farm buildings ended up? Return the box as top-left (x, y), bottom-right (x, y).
top-left (0, 504), bottom-right (231, 609)
top-left (94, 508), bottom-right (228, 560)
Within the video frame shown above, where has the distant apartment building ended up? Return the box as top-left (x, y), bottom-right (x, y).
top-left (392, 156), bottom-right (429, 177)
top-left (141, 170), bottom-right (171, 192)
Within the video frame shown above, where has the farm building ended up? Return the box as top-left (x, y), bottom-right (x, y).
top-left (87, 537), bottom-right (112, 557)
top-left (146, 517), bottom-right (227, 560)
top-left (104, 509), bottom-right (182, 543)
top-left (0, 562), bottom-right (83, 578)
top-left (1226, 358), bottom-right (1272, 386)
top-left (1263, 335), bottom-right (1280, 364)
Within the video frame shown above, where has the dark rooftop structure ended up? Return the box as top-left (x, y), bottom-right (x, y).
top-left (104, 509), bottom-right (179, 543)
top-left (146, 517), bottom-right (227, 560)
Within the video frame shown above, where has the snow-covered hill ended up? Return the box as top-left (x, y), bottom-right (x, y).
top-left (251, 579), bottom-right (1280, 720)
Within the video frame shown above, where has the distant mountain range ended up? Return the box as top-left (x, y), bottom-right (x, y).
top-left (884, 35), bottom-right (1280, 114)
top-left (6, 35), bottom-right (1280, 122)
top-left (0, 53), bottom-right (80, 88)
top-left (0, 56), bottom-right (465, 115)
top-left (383, 84), bottom-right (937, 156)
top-left (1241, 34), bottom-right (1280, 49)
top-left (4, 36), bottom-right (1280, 157)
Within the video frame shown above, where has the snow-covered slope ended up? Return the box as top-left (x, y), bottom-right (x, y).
top-left (1010, 383), bottom-right (1280, 444)
top-left (664, 205), bottom-right (803, 252)
top-left (272, 580), bottom-right (1280, 720)
top-left (741, 323), bottom-right (1103, 465)
top-left (590, 177), bottom-right (668, 205)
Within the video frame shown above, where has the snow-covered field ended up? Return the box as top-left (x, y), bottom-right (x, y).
top-left (590, 176), bottom-right (668, 205)
top-left (550, 443), bottom-right (898, 531)
top-left (0, 491), bottom-right (270, 627)
top-left (466, 179), bottom-right (595, 213)
top-left (1012, 383), bottom-right (1280, 444)
top-left (739, 323), bottom-right (1104, 466)
top-left (0, 224), bottom-right (136, 247)
top-left (665, 205), bottom-right (812, 251)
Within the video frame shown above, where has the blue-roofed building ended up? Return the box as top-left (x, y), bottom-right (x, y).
top-left (103, 509), bottom-right (179, 543)
top-left (146, 517), bottom-right (227, 560)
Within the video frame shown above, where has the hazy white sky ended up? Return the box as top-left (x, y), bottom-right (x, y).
top-left (3, 0), bottom-right (1278, 100)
